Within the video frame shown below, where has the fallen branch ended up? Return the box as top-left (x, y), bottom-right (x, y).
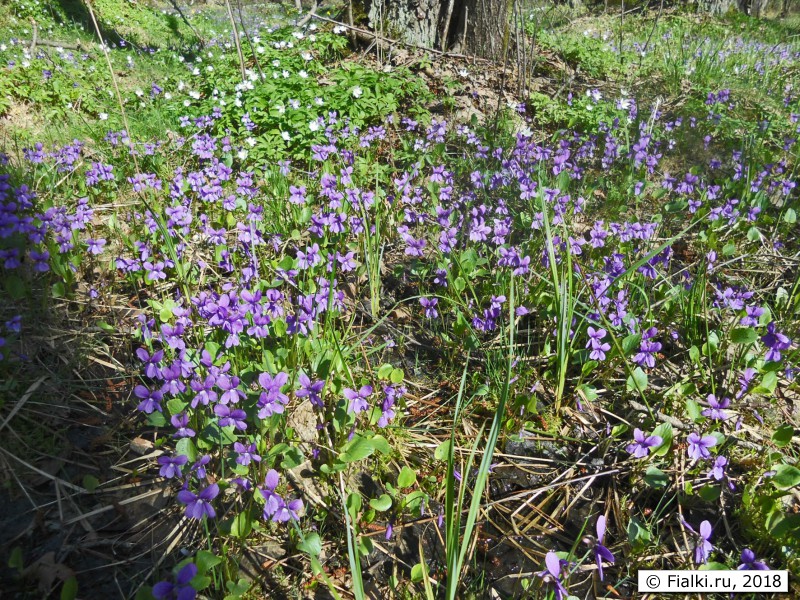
top-left (296, 0), bottom-right (318, 28)
top-left (310, 14), bottom-right (495, 64)
top-left (17, 39), bottom-right (87, 51)
top-left (29, 19), bottom-right (38, 52)
top-left (629, 399), bottom-right (797, 464)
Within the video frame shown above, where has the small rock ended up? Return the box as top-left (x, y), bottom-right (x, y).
top-left (130, 437), bottom-right (153, 455)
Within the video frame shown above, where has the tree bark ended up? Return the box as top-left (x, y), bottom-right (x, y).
top-left (699, 0), bottom-right (755, 15)
top-left (366, 0), bottom-right (509, 59)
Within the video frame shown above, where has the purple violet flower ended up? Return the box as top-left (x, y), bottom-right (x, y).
top-left (701, 394), bottom-right (730, 421)
top-left (762, 322), bottom-right (791, 363)
top-left (420, 297), bottom-right (439, 319)
top-left (344, 385), bottom-right (373, 414)
top-left (538, 551), bottom-right (569, 600)
top-left (687, 432), bottom-right (717, 460)
top-left (626, 428), bottom-right (663, 458)
top-left (738, 549), bottom-right (769, 570)
top-left (158, 455), bottom-right (188, 479)
top-left (296, 373), bottom-right (325, 408)
top-left (177, 483), bottom-right (219, 519)
top-left (152, 563), bottom-right (198, 600)
top-left (681, 519), bottom-right (714, 564)
top-left (592, 515), bottom-right (615, 581)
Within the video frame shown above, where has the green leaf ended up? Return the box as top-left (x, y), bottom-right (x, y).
top-left (5, 275), bottom-right (26, 300)
top-left (773, 424), bottom-right (795, 448)
top-left (195, 550), bottom-right (222, 574)
top-left (410, 563), bottom-right (425, 583)
top-left (434, 439), bottom-right (451, 461)
top-left (136, 588), bottom-right (156, 600)
top-left (689, 345), bottom-right (700, 363)
top-left (698, 561), bottom-right (729, 571)
top-left (358, 536), bottom-right (374, 556)
top-left (730, 328), bottom-right (758, 344)
top-left (223, 578), bottom-right (251, 600)
top-left (771, 464), bottom-right (800, 490)
top-left (82, 475), bottom-right (100, 493)
top-left (753, 371), bottom-right (778, 395)
top-left (167, 398), bottom-right (189, 415)
top-left (626, 367), bottom-right (648, 393)
top-left (644, 466), bottom-right (668, 489)
top-left (370, 434), bottom-right (392, 455)
top-left (377, 363), bottom-right (394, 379)
top-left (8, 547), bottom-right (23, 571)
top-left (397, 466), bottom-right (417, 488)
top-left (147, 411), bottom-right (167, 427)
top-left (784, 208), bottom-right (796, 224)
top-left (339, 435), bottom-right (375, 463)
top-left (697, 485), bottom-right (721, 502)
top-left (280, 446), bottom-right (304, 469)
top-left (650, 423), bottom-right (673, 457)
top-left (390, 368), bottom-right (404, 384)
top-left (369, 494), bottom-right (393, 511)
top-left (175, 438), bottom-right (197, 462)
top-left (346, 492), bottom-right (362, 523)
top-left (627, 517), bottom-right (651, 549)
top-left (298, 533), bottom-right (322, 557)
top-left (60, 578), bottom-right (78, 600)
top-left (622, 333), bottom-right (642, 356)
top-left (685, 399), bottom-right (702, 423)
top-left (230, 510), bottom-right (253, 537)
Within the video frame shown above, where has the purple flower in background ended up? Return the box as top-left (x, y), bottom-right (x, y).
top-left (234, 442), bottom-right (261, 466)
top-left (158, 455), bottom-right (188, 479)
top-left (190, 455), bottom-right (211, 479)
top-left (297, 373), bottom-right (325, 408)
top-left (258, 371), bottom-right (290, 418)
top-left (762, 322), bottom-right (791, 362)
top-left (345, 385), bottom-right (373, 414)
top-left (420, 297), bottom-right (438, 319)
top-left (214, 404), bottom-right (247, 430)
top-left (273, 497), bottom-right (304, 523)
top-left (738, 549), bottom-right (769, 570)
top-left (701, 394), bottom-right (730, 421)
top-left (687, 432), bottom-right (717, 460)
top-left (136, 347), bottom-right (164, 378)
top-left (177, 483), bottom-right (219, 519)
top-left (681, 519), bottom-right (714, 564)
top-left (538, 551), bottom-right (568, 600)
top-left (633, 327), bottom-right (662, 368)
top-left (134, 384), bottom-right (163, 413)
top-left (261, 469), bottom-right (283, 518)
top-left (709, 455), bottom-right (727, 480)
top-left (217, 374), bottom-right (245, 405)
top-left (144, 261), bottom-right (167, 281)
top-left (740, 305), bottom-right (764, 327)
top-left (626, 428), bottom-right (662, 458)
top-left (586, 327), bottom-right (611, 361)
top-left (86, 238), bottom-right (106, 255)
top-left (593, 515), bottom-right (615, 580)
top-left (29, 250), bottom-right (50, 272)
top-left (171, 413), bottom-right (196, 438)
top-left (152, 563), bottom-right (198, 600)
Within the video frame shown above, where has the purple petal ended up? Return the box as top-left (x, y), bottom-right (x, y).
top-left (545, 550), bottom-right (561, 577)
top-left (265, 469), bottom-right (280, 490)
top-left (596, 515), bottom-right (606, 541)
top-left (699, 520), bottom-right (712, 541)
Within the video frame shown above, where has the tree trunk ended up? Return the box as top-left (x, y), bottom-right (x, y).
top-left (366, 0), bottom-right (509, 59)
top-left (699, 0), bottom-right (758, 15)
